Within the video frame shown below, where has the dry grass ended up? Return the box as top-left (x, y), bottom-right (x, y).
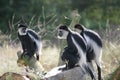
top-left (101, 41), bottom-right (120, 79)
top-left (0, 38), bottom-right (120, 80)
top-left (41, 46), bottom-right (60, 71)
top-left (0, 44), bottom-right (23, 76)
top-left (0, 42), bottom-right (60, 76)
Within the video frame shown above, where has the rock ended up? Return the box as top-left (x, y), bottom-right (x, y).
top-left (17, 50), bottom-right (44, 73)
top-left (43, 65), bottom-right (86, 80)
top-left (0, 72), bottom-right (31, 80)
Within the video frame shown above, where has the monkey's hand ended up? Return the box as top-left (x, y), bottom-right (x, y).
top-left (23, 49), bottom-right (28, 54)
top-left (61, 52), bottom-right (69, 61)
top-left (58, 60), bottom-right (68, 71)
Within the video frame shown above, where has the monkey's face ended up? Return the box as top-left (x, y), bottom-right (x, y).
top-left (18, 27), bottom-right (27, 35)
top-left (57, 29), bottom-right (68, 39)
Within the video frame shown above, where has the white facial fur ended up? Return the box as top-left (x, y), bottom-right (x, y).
top-left (18, 27), bottom-right (27, 35)
top-left (74, 28), bottom-right (82, 33)
top-left (57, 29), bottom-right (68, 39)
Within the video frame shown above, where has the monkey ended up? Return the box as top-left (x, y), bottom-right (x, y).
top-left (57, 24), bottom-right (96, 80)
top-left (18, 24), bottom-right (42, 61)
top-left (74, 24), bottom-right (102, 80)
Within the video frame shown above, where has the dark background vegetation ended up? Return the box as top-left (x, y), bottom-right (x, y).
top-left (0, 0), bottom-right (120, 79)
top-left (0, 0), bottom-right (120, 37)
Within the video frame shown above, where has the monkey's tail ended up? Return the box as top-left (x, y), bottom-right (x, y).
top-left (84, 65), bottom-right (96, 80)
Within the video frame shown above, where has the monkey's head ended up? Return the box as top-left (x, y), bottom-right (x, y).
top-left (18, 24), bottom-right (27, 35)
top-left (57, 25), bottom-right (69, 39)
top-left (74, 24), bottom-right (85, 33)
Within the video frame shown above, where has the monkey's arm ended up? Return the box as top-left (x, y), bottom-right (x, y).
top-left (27, 30), bottom-right (41, 61)
top-left (61, 46), bottom-right (77, 61)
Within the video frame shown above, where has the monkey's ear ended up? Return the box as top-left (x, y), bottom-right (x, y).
top-left (17, 50), bottom-right (23, 57)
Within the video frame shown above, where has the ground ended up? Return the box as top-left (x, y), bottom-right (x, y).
top-left (0, 41), bottom-right (120, 80)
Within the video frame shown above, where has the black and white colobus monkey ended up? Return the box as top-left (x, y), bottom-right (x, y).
top-left (74, 24), bottom-right (102, 80)
top-left (18, 24), bottom-right (42, 61)
top-left (57, 25), bottom-right (96, 80)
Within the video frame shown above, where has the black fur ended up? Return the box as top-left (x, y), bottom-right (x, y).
top-left (75, 24), bottom-right (102, 47)
top-left (61, 31), bottom-right (86, 69)
top-left (58, 25), bottom-right (69, 31)
top-left (75, 24), bottom-right (102, 80)
top-left (58, 25), bottom-right (95, 80)
top-left (18, 24), bottom-right (27, 28)
top-left (61, 47), bottom-right (80, 69)
top-left (84, 31), bottom-right (102, 47)
top-left (18, 25), bottom-right (41, 60)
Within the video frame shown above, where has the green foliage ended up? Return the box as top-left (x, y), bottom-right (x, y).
top-left (107, 7), bottom-right (120, 24)
top-left (0, 0), bottom-right (120, 37)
